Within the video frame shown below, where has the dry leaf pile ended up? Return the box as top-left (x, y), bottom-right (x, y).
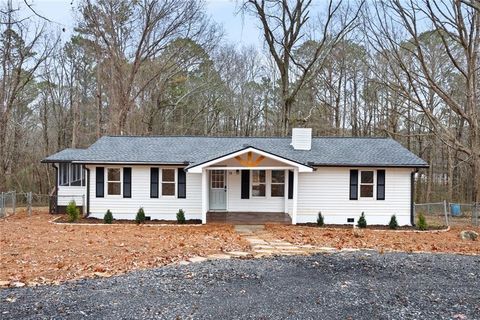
top-left (0, 211), bottom-right (250, 286)
top-left (264, 225), bottom-right (480, 255)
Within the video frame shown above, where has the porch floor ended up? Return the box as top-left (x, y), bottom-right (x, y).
top-left (207, 211), bottom-right (292, 225)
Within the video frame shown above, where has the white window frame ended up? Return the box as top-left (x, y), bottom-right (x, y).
top-left (271, 170), bottom-right (285, 197)
top-left (161, 168), bottom-right (177, 197)
top-left (251, 170), bottom-right (266, 197)
top-left (359, 170), bottom-right (375, 199)
top-left (106, 167), bottom-right (122, 197)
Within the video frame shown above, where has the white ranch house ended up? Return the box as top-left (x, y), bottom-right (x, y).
top-left (42, 129), bottom-right (428, 225)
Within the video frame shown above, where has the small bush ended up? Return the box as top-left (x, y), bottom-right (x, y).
top-left (66, 200), bottom-right (79, 222)
top-left (417, 213), bottom-right (428, 230)
top-left (177, 209), bottom-right (186, 224)
top-left (317, 212), bottom-right (324, 227)
top-left (104, 210), bottom-right (113, 224)
top-left (357, 212), bottom-right (367, 228)
top-left (135, 207), bottom-right (146, 224)
top-left (389, 215), bottom-right (398, 230)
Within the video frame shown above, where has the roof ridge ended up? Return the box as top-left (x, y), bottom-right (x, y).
top-left (102, 135), bottom-right (391, 139)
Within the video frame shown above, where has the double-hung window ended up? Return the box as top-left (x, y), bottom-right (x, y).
top-left (162, 168), bottom-right (176, 196)
top-left (360, 171), bottom-right (374, 198)
top-left (271, 170), bottom-right (285, 197)
top-left (252, 170), bottom-right (266, 197)
top-left (107, 168), bottom-right (121, 196)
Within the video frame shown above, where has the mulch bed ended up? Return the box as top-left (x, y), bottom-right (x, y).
top-left (0, 210), bottom-right (250, 287)
top-left (55, 216), bottom-right (202, 225)
top-left (297, 223), bottom-right (446, 231)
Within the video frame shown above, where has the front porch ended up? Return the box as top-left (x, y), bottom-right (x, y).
top-left (186, 146), bottom-right (314, 224)
top-left (207, 211), bottom-right (292, 225)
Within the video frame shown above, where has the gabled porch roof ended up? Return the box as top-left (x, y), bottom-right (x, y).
top-left (186, 146), bottom-right (313, 173)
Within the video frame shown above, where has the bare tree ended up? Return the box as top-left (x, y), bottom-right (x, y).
top-left (367, 0), bottom-right (480, 201)
top-left (76, 0), bottom-right (220, 135)
top-left (0, 2), bottom-right (54, 191)
top-left (242, 0), bottom-right (363, 135)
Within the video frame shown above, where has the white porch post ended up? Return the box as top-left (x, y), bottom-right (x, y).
top-left (201, 169), bottom-right (208, 224)
top-left (284, 169), bottom-right (289, 214)
top-left (292, 168), bottom-right (298, 224)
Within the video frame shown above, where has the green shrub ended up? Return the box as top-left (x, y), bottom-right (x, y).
top-left (177, 209), bottom-right (186, 224)
top-left (417, 213), bottom-right (428, 230)
top-left (66, 200), bottom-right (79, 222)
top-left (135, 207), bottom-right (146, 224)
top-left (316, 212), bottom-right (324, 227)
top-left (357, 212), bottom-right (367, 228)
top-left (104, 210), bottom-right (113, 224)
top-left (388, 215), bottom-right (398, 230)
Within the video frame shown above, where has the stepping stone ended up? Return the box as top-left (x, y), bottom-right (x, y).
top-left (246, 239), bottom-right (269, 244)
top-left (254, 249), bottom-right (277, 253)
top-left (226, 251), bottom-right (251, 257)
top-left (207, 254), bottom-right (231, 260)
top-left (274, 246), bottom-right (298, 250)
top-left (252, 245), bottom-right (275, 249)
top-left (189, 256), bottom-right (208, 263)
top-left (178, 261), bottom-right (190, 266)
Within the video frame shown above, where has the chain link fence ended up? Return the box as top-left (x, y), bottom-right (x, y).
top-left (0, 191), bottom-right (51, 218)
top-left (414, 200), bottom-right (479, 227)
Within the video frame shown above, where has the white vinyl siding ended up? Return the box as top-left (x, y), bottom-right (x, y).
top-left (88, 165), bottom-right (201, 220)
top-left (80, 165), bottom-right (412, 225)
top-left (57, 185), bottom-right (86, 206)
top-left (295, 167), bottom-right (412, 225)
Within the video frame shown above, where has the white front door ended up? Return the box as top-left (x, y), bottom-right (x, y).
top-left (209, 170), bottom-right (227, 210)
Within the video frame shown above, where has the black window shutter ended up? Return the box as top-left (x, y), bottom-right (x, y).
top-left (241, 170), bottom-right (250, 199)
top-left (178, 169), bottom-right (186, 199)
top-left (150, 168), bottom-right (159, 198)
top-left (123, 167), bottom-right (132, 198)
top-left (96, 167), bottom-right (104, 198)
top-left (377, 170), bottom-right (385, 200)
top-left (349, 170), bottom-right (358, 200)
top-left (288, 170), bottom-right (294, 199)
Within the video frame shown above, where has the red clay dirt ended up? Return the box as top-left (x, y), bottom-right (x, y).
top-left (0, 210), bottom-right (250, 286)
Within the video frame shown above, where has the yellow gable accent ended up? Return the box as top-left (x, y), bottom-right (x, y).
top-left (234, 151), bottom-right (265, 167)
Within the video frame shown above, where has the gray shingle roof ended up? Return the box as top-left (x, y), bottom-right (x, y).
top-left (42, 136), bottom-right (428, 168)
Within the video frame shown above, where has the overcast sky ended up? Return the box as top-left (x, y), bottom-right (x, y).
top-left (15, 0), bottom-right (263, 47)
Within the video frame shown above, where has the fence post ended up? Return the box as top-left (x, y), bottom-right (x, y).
top-left (27, 192), bottom-right (32, 216)
top-left (443, 200), bottom-right (449, 226)
top-left (474, 203), bottom-right (479, 227)
top-left (0, 192), bottom-right (3, 217)
top-left (12, 191), bottom-right (16, 215)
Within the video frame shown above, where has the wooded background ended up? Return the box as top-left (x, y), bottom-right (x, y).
top-left (0, 0), bottom-right (478, 203)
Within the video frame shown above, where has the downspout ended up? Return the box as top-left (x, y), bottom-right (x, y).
top-left (85, 167), bottom-right (90, 217)
top-left (410, 169), bottom-right (418, 226)
top-left (51, 163), bottom-right (58, 214)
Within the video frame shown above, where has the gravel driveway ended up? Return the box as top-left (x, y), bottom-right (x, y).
top-left (1, 251), bottom-right (479, 319)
